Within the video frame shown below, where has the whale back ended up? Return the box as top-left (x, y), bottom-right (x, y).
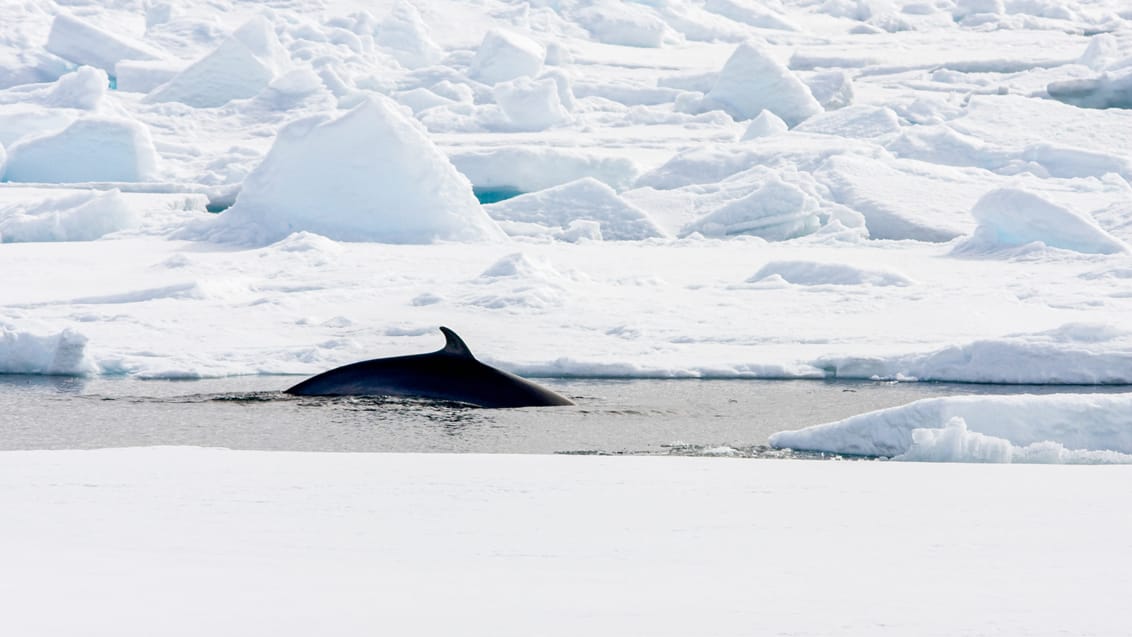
top-left (284, 327), bottom-right (573, 408)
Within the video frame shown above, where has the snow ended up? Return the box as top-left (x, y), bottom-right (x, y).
top-left (3, 447), bottom-right (1132, 635)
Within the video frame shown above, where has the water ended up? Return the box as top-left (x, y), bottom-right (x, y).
top-left (3, 375), bottom-right (1128, 457)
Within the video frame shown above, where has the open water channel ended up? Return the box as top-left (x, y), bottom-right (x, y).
top-left (3, 375), bottom-right (1129, 457)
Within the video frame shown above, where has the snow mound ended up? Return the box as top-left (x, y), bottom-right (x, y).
top-left (43, 66), bottom-right (107, 110)
top-left (574, 1), bottom-right (670, 48)
top-left (468, 29), bottom-right (543, 85)
top-left (700, 41), bottom-right (822, 126)
top-left (45, 12), bottom-right (160, 75)
top-left (198, 97), bottom-right (504, 245)
top-left (469, 252), bottom-right (570, 310)
top-left (748, 261), bottom-right (913, 286)
top-left (493, 76), bottom-right (570, 131)
top-left (1046, 69), bottom-right (1132, 110)
top-left (0, 189), bottom-right (140, 242)
top-left (954, 188), bottom-right (1129, 256)
top-left (376, 1), bottom-right (444, 69)
top-left (769, 393), bottom-right (1132, 462)
top-left (450, 147), bottom-right (639, 193)
top-left (485, 178), bottom-right (665, 241)
top-left (0, 326), bottom-right (97, 376)
top-left (740, 110), bottom-right (788, 139)
top-left (4, 117), bottom-right (159, 183)
top-left (682, 174), bottom-right (821, 240)
top-left (146, 16), bottom-right (289, 108)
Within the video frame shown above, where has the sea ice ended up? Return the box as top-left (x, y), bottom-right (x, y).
top-left (468, 29), bottom-right (543, 85)
top-left (146, 16), bottom-right (289, 108)
top-left (486, 178), bottom-right (665, 241)
top-left (954, 187), bottom-right (1129, 255)
top-left (45, 12), bottom-right (160, 76)
top-left (0, 189), bottom-right (140, 242)
top-left (192, 97), bottom-right (503, 245)
top-left (770, 392), bottom-right (1132, 460)
top-left (3, 117), bottom-right (159, 183)
top-left (699, 40), bottom-right (823, 126)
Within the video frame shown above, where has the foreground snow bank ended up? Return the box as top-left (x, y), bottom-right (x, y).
top-left (770, 392), bottom-right (1132, 462)
top-left (190, 97), bottom-right (504, 244)
top-left (2, 448), bottom-right (1129, 636)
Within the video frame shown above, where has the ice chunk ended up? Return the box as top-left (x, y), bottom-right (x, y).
top-left (681, 174), bottom-right (821, 240)
top-left (770, 393), bottom-right (1132, 460)
top-left (1046, 69), bottom-right (1132, 110)
top-left (43, 66), bottom-right (107, 110)
top-left (700, 41), bottom-right (822, 126)
top-left (114, 60), bottom-right (187, 93)
top-left (45, 13), bottom-right (161, 75)
top-left (485, 178), bottom-right (665, 241)
top-left (468, 29), bottom-right (543, 85)
top-left (196, 97), bottom-right (504, 245)
top-left (740, 110), bottom-right (788, 139)
top-left (146, 16), bottom-right (289, 108)
top-left (574, 1), bottom-right (670, 48)
top-left (748, 261), bottom-right (913, 286)
top-left (703, 0), bottom-right (799, 31)
top-left (450, 147), bottom-right (640, 193)
top-left (895, 417), bottom-right (1132, 464)
top-left (794, 105), bottom-right (900, 139)
top-left (0, 326), bottom-right (97, 375)
top-left (376, 1), bottom-right (444, 69)
top-left (0, 189), bottom-right (140, 242)
top-left (954, 188), bottom-right (1129, 255)
top-left (804, 70), bottom-right (854, 110)
top-left (493, 76), bottom-right (570, 131)
top-left (4, 117), bottom-right (159, 183)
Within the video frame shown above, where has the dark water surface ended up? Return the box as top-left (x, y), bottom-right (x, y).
top-left (3, 376), bottom-right (1129, 457)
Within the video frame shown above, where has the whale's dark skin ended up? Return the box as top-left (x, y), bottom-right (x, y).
top-left (284, 327), bottom-right (574, 408)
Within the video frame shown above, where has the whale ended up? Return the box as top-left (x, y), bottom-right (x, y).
top-left (284, 326), bottom-right (574, 408)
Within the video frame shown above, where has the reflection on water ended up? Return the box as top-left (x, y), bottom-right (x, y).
top-left (1, 375), bottom-right (1130, 458)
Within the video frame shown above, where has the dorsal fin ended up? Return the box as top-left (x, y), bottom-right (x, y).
top-left (438, 326), bottom-right (474, 359)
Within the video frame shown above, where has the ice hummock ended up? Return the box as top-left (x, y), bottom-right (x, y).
top-left (698, 40), bottom-right (823, 126)
top-left (485, 178), bottom-right (665, 241)
top-left (769, 393), bottom-right (1132, 463)
top-left (3, 117), bottom-right (159, 183)
top-left (145, 16), bottom-right (289, 108)
top-left (954, 188), bottom-right (1129, 255)
top-left (191, 97), bottom-right (504, 245)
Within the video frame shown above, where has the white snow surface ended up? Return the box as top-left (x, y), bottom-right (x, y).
top-left (3, 448), bottom-right (1131, 635)
top-left (0, 1), bottom-right (1130, 401)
